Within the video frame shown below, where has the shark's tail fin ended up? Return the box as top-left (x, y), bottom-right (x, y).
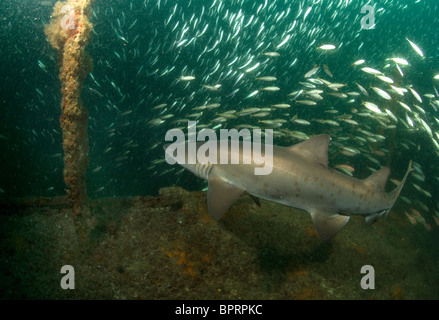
top-left (363, 161), bottom-right (412, 225)
top-left (390, 160), bottom-right (413, 198)
top-left (386, 160), bottom-right (413, 215)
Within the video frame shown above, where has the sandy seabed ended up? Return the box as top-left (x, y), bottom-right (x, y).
top-left (1, 187), bottom-right (438, 300)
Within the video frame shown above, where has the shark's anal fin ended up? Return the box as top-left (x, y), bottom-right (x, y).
top-left (249, 194), bottom-right (261, 207)
top-left (365, 211), bottom-right (386, 225)
top-left (207, 172), bottom-right (245, 221)
top-left (310, 209), bottom-right (350, 240)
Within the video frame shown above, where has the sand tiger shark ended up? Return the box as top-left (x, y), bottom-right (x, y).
top-left (164, 134), bottom-right (412, 240)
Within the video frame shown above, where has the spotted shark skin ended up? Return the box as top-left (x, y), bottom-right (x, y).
top-left (165, 134), bottom-right (412, 240)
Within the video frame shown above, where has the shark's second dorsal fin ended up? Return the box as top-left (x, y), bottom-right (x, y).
top-left (288, 134), bottom-right (330, 168)
top-left (364, 167), bottom-right (390, 192)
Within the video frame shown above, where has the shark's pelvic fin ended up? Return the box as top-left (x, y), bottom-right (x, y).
top-left (207, 170), bottom-right (244, 221)
top-left (310, 209), bottom-right (350, 240)
top-left (288, 134), bottom-right (330, 168)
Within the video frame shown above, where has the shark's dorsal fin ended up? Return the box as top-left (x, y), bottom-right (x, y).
top-left (288, 134), bottom-right (330, 168)
top-left (310, 208), bottom-right (350, 240)
top-left (207, 169), bottom-right (245, 221)
top-left (364, 167), bottom-right (390, 192)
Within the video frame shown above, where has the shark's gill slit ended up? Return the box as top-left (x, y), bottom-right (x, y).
top-left (195, 163), bottom-right (213, 180)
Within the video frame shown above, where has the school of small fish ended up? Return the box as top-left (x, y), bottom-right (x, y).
top-left (2, 0), bottom-right (439, 232)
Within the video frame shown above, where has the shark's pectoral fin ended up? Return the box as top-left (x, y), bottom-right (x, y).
top-left (310, 209), bottom-right (350, 240)
top-left (207, 173), bottom-right (245, 221)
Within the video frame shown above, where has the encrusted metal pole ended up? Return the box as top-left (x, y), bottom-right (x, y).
top-left (45, 1), bottom-right (95, 245)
